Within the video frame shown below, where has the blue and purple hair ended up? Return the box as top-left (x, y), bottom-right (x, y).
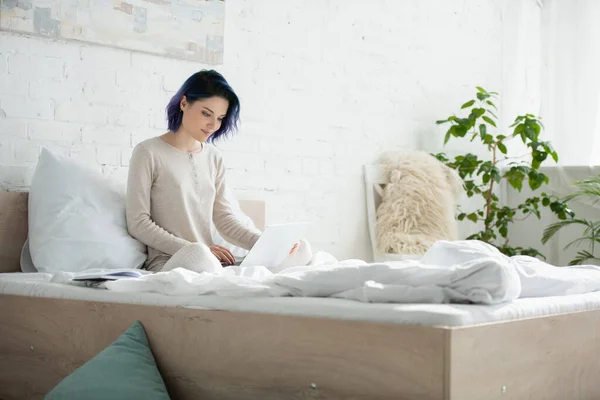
top-left (166, 69), bottom-right (240, 143)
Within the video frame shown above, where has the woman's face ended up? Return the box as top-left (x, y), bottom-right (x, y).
top-left (180, 96), bottom-right (229, 142)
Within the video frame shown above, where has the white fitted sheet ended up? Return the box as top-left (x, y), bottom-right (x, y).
top-left (2, 272), bottom-right (600, 327)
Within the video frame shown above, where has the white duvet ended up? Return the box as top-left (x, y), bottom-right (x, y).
top-left (52, 240), bottom-right (600, 305)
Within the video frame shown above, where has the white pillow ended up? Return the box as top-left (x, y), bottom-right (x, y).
top-left (26, 148), bottom-right (147, 273)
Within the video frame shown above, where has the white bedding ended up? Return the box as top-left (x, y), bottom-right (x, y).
top-left (3, 240), bottom-right (600, 327)
top-left (104, 240), bottom-right (600, 304)
top-left (3, 272), bottom-right (600, 327)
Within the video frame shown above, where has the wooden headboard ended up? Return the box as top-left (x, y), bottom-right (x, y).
top-left (0, 192), bottom-right (28, 274)
top-left (0, 191), bottom-right (266, 274)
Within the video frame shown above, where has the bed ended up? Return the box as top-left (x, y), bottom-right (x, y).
top-left (2, 191), bottom-right (600, 400)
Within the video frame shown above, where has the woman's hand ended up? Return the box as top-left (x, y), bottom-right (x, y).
top-left (209, 245), bottom-right (236, 265)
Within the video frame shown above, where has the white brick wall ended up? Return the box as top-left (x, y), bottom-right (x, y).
top-left (0, 0), bottom-right (528, 261)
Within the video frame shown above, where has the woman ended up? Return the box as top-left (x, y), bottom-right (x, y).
top-left (126, 70), bottom-right (309, 273)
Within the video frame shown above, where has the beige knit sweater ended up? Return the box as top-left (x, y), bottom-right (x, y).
top-left (126, 137), bottom-right (260, 271)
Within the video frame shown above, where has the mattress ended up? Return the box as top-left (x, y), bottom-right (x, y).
top-left (2, 272), bottom-right (600, 327)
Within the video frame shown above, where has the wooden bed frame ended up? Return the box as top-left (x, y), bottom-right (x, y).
top-left (1, 191), bottom-right (600, 399)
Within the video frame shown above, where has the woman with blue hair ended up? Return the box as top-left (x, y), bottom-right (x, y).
top-left (126, 70), bottom-right (309, 273)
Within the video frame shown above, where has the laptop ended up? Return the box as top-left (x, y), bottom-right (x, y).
top-left (223, 222), bottom-right (311, 268)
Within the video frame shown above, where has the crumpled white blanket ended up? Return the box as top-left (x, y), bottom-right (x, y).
top-left (56, 240), bottom-right (600, 305)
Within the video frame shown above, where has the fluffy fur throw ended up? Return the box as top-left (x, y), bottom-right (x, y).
top-left (376, 151), bottom-right (463, 255)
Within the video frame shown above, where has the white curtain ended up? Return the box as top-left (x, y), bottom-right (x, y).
top-left (541, 0), bottom-right (600, 166)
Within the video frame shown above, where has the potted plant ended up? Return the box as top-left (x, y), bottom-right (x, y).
top-left (542, 175), bottom-right (600, 265)
top-left (434, 87), bottom-right (573, 258)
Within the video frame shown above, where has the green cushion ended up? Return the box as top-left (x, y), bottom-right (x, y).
top-left (45, 321), bottom-right (170, 400)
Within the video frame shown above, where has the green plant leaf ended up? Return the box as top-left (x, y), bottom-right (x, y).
top-left (433, 153), bottom-right (449, 163)
top-left (564, 235), bottom-right (597, 251)
top-left (534, 141), bottom-right (558, 163)
top-left (461, 100), bottom-right (475, 109)
top-left (528, 141), bottom-right (540, 151)
top-left (464, 180), bottom-right (476, 191)
top-left (542, 219), bottom-right (588, 244)
top-left (513, 123), bottom-right (525, 140)
top-left (510, 116), bottom-right (526, 127)
top-left (518, 247), bottom-right (546, 259)
top-left (498, 246), bottom-right (518, 257)
top-left (473, 108), bottom-right (486, 118)
top-left (454, 124), bottom-right (468, 137)
top-left (444, 130), bottom-right (452, 144)
top-left (499, 225), bottom-right (508, 238)
top-left (549, 200), bottom-right (575, 220)
top-left (467, 213), bottom-right (478, 223)
top-left (486, 109), bottom-right (498, 119)
top-left (528, 170), bottom-right (548, 191)
top-left (491, 167), bottom-right (502, 182)
top-left (484, 212), bottom-right (496, 227)
top-left (531, 150), bottom-right (548, 169)
top-left (534, 150), bottom-right (548, 162)
top-left (561, 174), bottom-right (600, 204)
top-left (569, 251), bottom-right (600, 266)
top-left (476, 86), bottom-right (487, 93)
top-left (524, 127), bottom-right (537, 141)
top-left (497, 142), bottom-right (507, 154)
top-left (447, 125), bottom-right (457, 139)
top-left (482, 116), bottom-right (496, 127)
top-left (454, 153), bottom-right (482, 178)
top-left (504, 167), bottom-right (526, 191)
top-left (527, 119), bottom-right (541, 135)
top-left (479, 124), bottom-right (487, 139)
top-left (477, 92), bottom-right (490, 101)
top-left (477, 160), bottom-right (493, 174)
top-left (486, 100), bottom-right (497, 110)
top-left (483, 134), bottom-right (495, 145)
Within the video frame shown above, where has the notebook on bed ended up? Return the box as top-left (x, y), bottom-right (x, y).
top-left (72, 270), bottom-right (146, 282)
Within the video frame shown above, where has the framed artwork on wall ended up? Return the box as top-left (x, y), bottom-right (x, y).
top-left (0, 0), bottom-right (225, 64)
